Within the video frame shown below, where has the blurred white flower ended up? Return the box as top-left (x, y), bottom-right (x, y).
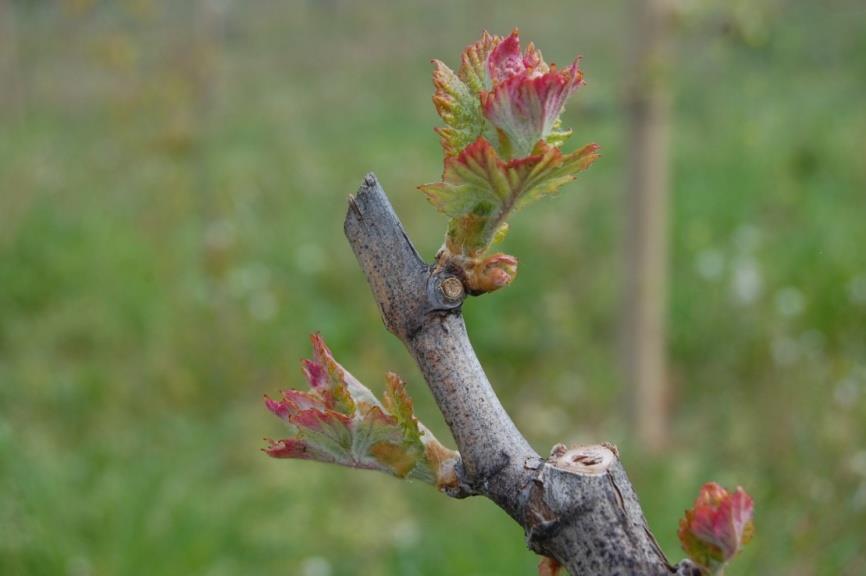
top-left (833, 377), bottom-right (860, 409)
top-left (848, 274), bottom-right (866, 306)
top-left (300, 557), bottom-right (332, 576)
top-left (808, 475), bottom-right (833, 503)
top-left (731, 257), bottom-right (763, 304)
top-left (853, 481), bottom-right (866, 512)
top-left (228, 263), bottom-right (271, 297)
top-left (774, 286), bottom-right (805, 317)
top-left (695, 249), bottom-right (725, 281)
top-left (518, 401), bottom-right (568, 438)
top-left (203, 219), bottom-right (236, 251)
top-left (391, 517), bottom-right (421, 548)
top-left (249, 289), bottom-right (278, 322)
top-left (66, 556), bottom-right (92, 576)
top-left (798, 330), bottom-right (825, 360)
top-left (294, 243), bottom-right (326, 275)
top-left (733, 224), bottom-right (761, 253)
top-left (771, 336), bottom-right (799, 366)
top-left (203, 0), bottom-right (233, 17)
top-left (848, 451), bottom-right (866, 477)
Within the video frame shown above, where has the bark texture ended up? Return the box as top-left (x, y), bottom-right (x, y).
top-left (345, 173), bottom-right (691, 575)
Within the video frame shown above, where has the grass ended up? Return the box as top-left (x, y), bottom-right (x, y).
top-left (1, 1), bottom-right (865, 574)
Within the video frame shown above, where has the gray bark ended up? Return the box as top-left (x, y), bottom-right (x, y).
top-left (344, 174), bottom-right (695, 575)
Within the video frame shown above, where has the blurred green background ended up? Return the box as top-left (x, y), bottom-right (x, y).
top-left (1, 1), bottom-right (865, 574)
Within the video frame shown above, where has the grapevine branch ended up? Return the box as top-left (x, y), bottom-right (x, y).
top-left (266, 29), bottom-right (753, 576)
top-left (345, 173), bottom-right (697, 575)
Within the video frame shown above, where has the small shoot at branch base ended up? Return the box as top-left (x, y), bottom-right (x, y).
top-left (263, 333), bottom-right (460, 492)
top-left (420, 29), bottom-right (600, 294)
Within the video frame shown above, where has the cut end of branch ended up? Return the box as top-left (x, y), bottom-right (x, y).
top-left (440, 275), bottom-right (465, 301)
top-left (547, 444), bottom-right (617, 476)
top-left (363, 171), bottom-right (378, 187)
top-left (344, 173), bottom-right (429, 340)
top-left (346, 172), bottom-right (380, 219)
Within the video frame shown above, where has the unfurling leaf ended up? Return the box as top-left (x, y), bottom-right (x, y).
top-left (421, 29), bottom-right (599, 294)
top-left (481, 31), bottom-right (583, 157)
top-left (678, 482), bottom-right (755, 574)
top-left (458, 30), bottom-right (500, 94)
top-left (263, 334), bottom-right (460, 491)
top-left (432, 60), bottom-right (486, 158)
top-left (421, 137), bottom-right (599, 257)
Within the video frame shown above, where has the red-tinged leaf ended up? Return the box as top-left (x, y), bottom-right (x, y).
top-left (458, 30), bottom-right (502, 93)
top-left (522, 41), bottom-right (547, 75)
top-left (350, 404), bottom-right (403, 458)
top-left (303, 339), bottom-right (352, 414)
top-left (487, 29), bottom-right (526, 84)
top-left (420, 137), bottom-right (507, 229)
top-left (481, 59), bottom-right (584, 157)
top-left (264, 334), bottom-right (460, 487)
top-left (301, 358), bottom-right (327, 390)
top-left (513, 140), bottom-right (600, 209)
top-left (370, 442), bottom-right (421, 478)
top-left (288, 408), bottom-right (355, 459)
top-left (432, 59), bottom-right (486, 157)
top-left (679, 482), bottom-right (755, 574)
top-left (486, 30), bottom-right (549, 83)
top-left (280, 388), bottom-right (326, 411)
top-left (264, 395), bottom-right (290, 421)
top-left (481, 29), bottom-right (580, 157)
top-left (311, 333), bottom-right (381, 410)
top-left (420, 137), bottom-right (598, 292)
top-left (382, 372), bottom-right (422, 444)
top-left (263, 438), bottom-right (315, 460)
top-left (290, 407), bottom-right (352, 432)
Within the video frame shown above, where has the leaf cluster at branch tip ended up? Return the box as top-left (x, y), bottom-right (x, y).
top-left (420, 29), bottom-right (600, 294)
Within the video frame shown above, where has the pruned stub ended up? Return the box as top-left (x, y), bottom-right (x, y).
top-left (548, 444), bottom-right (617, 476)
top-left (524, 444), bottom-right (619, 554)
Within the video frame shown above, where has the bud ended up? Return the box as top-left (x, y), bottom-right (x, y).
top-left (678, 482), bottom-right (755, 574)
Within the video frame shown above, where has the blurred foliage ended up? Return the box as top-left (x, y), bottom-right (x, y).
top-left (1, 1), bottom-right (865, 575)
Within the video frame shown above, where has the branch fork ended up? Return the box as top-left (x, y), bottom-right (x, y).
top-left (264, 24), bottom-right (754, 574)
top-left (343, 173), bottom-right (692, 575)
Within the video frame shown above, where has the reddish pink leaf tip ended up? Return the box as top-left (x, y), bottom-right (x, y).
top-left (264, 438), bottom-right (313, 459)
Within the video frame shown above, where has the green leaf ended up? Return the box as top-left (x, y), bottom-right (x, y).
top-left (432, 60), bottom-right (487, 158)
top-left (457, 30), bottom-right (501, 94)
top-left (383, 371), bottom-right (422, 445)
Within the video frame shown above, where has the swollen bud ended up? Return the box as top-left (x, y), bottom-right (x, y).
top-left (678, 482), bottom-right (755, 574)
